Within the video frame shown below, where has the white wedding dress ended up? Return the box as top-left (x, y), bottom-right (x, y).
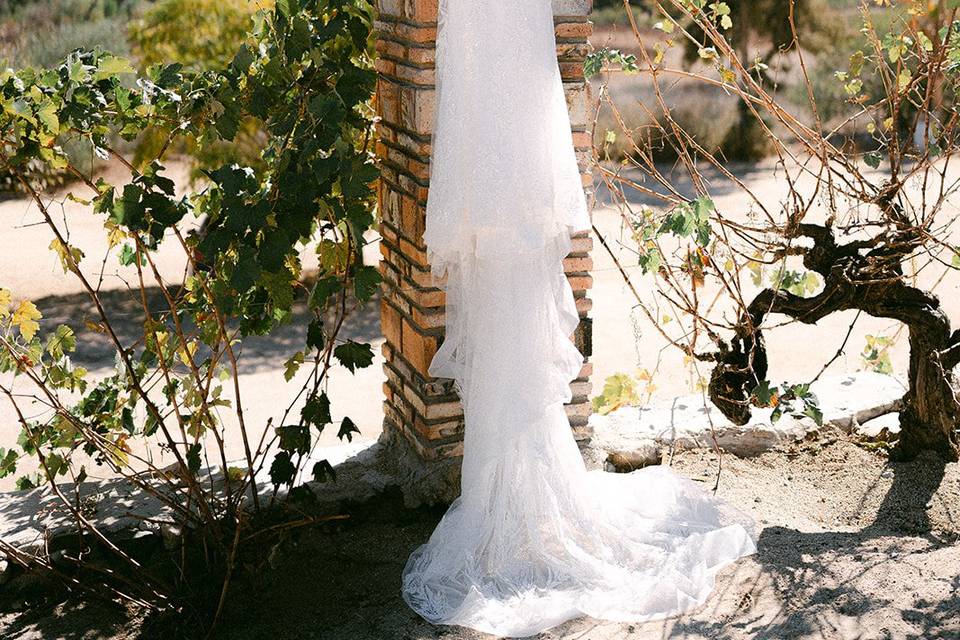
top-left (401, 1), bottom-right (756, 636)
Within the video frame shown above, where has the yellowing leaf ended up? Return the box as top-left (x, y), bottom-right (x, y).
top-left (849, 50), bottom-right (865, 76)
top-left (94, 56), bottom-right (135, 81)
top-left (105, 223), bottom-right (126, 249)
top-left (591, 373), bottom-right (640, 415)
top-left (106, 435), bottom-right (131, 467)
top-left (65, 192), bottom-right (91, 206)
top-left (85, 319), bottom-right (107, 334)
top-left (654, 20), bottom-right (675, 34)
top-left (654, 43), bottom-right (666, 65)
top-left (35, 100), bottom-right (59, 134)
top-left (0, 289), bottom-right (10, 318)
top-left (898, 68), bottom-right (912, 91)
top-left (151, 329), bottom-right (170, 355)
top-left (49, 239), bottom-right (84, 273)
top-left (317, 239), bottom-right (350, 274)
top-left (284, 351), bottom-right (304, 381)
top-left (177, 341), bottom-right (198, 367)
top-left (13, 300), bottom-right (41, 340)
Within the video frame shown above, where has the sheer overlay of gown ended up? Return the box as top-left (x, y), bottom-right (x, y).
top-left (400, 1), bottom-right (757, 636)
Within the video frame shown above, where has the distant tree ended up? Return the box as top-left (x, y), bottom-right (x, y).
top-left (678, 0), bottom-right (840, 159)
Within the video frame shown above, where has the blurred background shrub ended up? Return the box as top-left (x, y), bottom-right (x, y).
top-left (130, 0), bottom-right (272, 71)
top-left (0, 0), bottom-right (278, 193)
top-left (129, 0), bottom-right (276, 180)
top-left (0, 0), bottom-right (143, 66)
top-left (0, 0), bottom-right (147, 192)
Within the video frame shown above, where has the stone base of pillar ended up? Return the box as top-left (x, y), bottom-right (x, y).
top-left (377, 419), bottom-right (461, 506)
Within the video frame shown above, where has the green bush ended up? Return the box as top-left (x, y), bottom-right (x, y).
top-left (0, 0), bottom-right (379, 623)
top-left (0, 0), bottom-right (144, 65)
top-left (593, 80), bottom-right (739, 162)
top-left (591, 3), bottom-right (653, 28)
top-left (13, 17), bottom-right (133, 66)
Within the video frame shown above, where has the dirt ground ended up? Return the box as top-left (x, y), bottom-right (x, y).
top-left (0, 437), bottom-right (957, 640)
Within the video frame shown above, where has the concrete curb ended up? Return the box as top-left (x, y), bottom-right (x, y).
top-left (585, 372), bottom-right (905, 465)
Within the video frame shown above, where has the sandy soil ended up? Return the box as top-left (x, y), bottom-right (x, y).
top-left (0, 437), bottom-right (957, 640)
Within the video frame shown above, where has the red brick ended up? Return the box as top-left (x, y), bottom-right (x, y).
top-left (379, 222), bottom-right (398, 245)
top-left (402, 318), bottom-right (438, 376)
top-left (575, 296), bottom-right (593, 315)
top-left (567, 274), bottom-right (594, 291)
top-left (381, 300), bottom-right (402, 348)
top-left (375, 38), bottom-right (406, 59)
top-left (411, 304), bottom-right (445, 329)
top-left (395, 22), bottom-right (437, 44)
top-left (563, 256), bottom-right (593, 273)
top-left (571, 130), bottom-right (592, 149)
top-left (374, 57), bottom-right (396, 77)
top-left (559, 61), bottom-right (585, 81)
top-left (405, 0), bottom-right (438, 23)
top-left (407, 285), bottom-right (445, 309)
top-left (396, 63), bottom-right (435, 86)
top-left (555, 22), bottom-right (592, 40)
top-left (578, 362), bottom-right (593, 379)
top-left (376, 78), bottom-right (400, 124)
top-left (570, 234), bottom-right (593, 254)
top-left (407, 156), bottom-right (431, 182)
top-left (407, 46), bottom-right (435, 66)
top-left (399, 194), bottom-right (424, 241)
top-left (564, 401), bottom-right (592, 420)
top-left (399, 237), bottom-right (429, 267)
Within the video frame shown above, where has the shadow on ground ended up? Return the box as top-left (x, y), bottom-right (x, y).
top-left (31, 285), bottom-right (382, 376)
top-left (593, 160), bottom-right (770, 210)
top-left (1, 441), bottom-right (958, 640)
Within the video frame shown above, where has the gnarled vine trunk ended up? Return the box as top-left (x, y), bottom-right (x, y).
top-left (898, 325), bottom-right (960, 460)
top-left (709, 223), bottom-right (960, 462)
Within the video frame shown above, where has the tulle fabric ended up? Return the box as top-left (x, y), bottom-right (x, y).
top-left (421, 0), bottom-right (590, 267)
top-left (401, 0), bottom-right (756, 636)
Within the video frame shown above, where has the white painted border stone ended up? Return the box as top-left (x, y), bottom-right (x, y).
top-left (586, 372), bottom-right (905, 460)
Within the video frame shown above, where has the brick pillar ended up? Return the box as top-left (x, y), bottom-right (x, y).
top-left (375, 0), bottom-right (594, 503)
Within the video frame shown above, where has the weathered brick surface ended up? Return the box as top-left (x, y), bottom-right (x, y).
top-left (376, 0), bottom-right (594, 460)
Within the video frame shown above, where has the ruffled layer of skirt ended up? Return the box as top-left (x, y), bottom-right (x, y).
top-left (403, 233), bottom-right (756, 637)
top-left (403, 1), bottom-right (755, 636)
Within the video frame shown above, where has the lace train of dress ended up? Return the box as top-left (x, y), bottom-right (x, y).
top-left (401, 0), bottom-right (756, 636)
